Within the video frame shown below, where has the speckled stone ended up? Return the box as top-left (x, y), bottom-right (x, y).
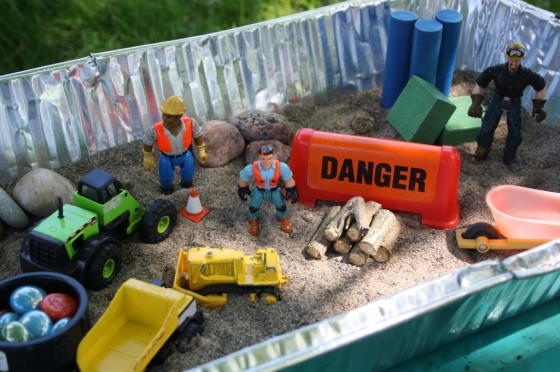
top-left (202, 120), bottom-right (245, 168)
top-left (229, 110), bottom-right (292, 145)
top-left (13, 168), bottom-right (75, 217)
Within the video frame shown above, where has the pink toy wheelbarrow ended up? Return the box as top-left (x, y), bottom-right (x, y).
top-left (456, 185), bottom-right (560, 253)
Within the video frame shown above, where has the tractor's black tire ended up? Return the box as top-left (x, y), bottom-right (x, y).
top-left (85, 241), bottom-right (122, 290)
top-left (140, 199), bottom-right (177, 244)
top-left (461, 222), bottom-right (501, 240)
top-left (20, 219), bottom-right (46, 273)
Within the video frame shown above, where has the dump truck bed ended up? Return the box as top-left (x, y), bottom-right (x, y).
top-left (77, 278), bottom-right (197, 372)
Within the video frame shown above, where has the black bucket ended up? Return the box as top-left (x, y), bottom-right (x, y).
top-left (0, 272), bottom-right (90, 372)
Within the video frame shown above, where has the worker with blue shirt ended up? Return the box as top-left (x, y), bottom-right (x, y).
top-left (238, 145), bottom-right (299, 236)
top-left (143, 96), bottom-right (207, 194)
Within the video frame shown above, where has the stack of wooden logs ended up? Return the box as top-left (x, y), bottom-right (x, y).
top-left (305, 196), bottom-right (401, 266)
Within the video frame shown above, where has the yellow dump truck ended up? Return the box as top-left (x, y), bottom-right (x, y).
top-left (173, 246), bottom-right (289, 306)
top-left (76, 278), bottom-right (203, 372)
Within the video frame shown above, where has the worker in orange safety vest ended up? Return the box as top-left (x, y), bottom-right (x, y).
top-left (238, 145), bottom-right (298, 236)
top-left (142, 96), bottom-right (207, 194)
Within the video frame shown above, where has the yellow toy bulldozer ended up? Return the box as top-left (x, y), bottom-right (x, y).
top-left (172, 246), bottom-right (289, 307)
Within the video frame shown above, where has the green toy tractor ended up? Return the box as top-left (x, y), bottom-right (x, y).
top-left (20, 168), bottom-right (177, 290)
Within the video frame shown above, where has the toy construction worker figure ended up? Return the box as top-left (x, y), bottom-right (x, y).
top-left (143, 95), bottom-right (207, 194)
top-left (468, 41), bottom-right (547, 172)
top-left (238, 145), bottom-right (299, 236)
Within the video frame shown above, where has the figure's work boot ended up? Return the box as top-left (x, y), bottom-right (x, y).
top-left (502, 148), bottom-right (521, 172)
top-left (474, 146), bottom-right (489, 163)
top-left (248, 218), bottom-right (259, 236)
top-left (160, 187), bottom-right (174, 195)
top-left (277, 217), bottom-right (293, 234)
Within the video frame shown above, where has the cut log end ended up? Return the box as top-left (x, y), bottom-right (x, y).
top-left (333, 237), bottom-right (352, 255)
top-left (323, 197), bottom-right (363, 241)
top-left (357, 208), bottom-right (400, 262)
top-left (372, 247), bottom-right (392, 263)
top-left (345, 221), bottom-right (361, 242)
top-left (305, 205), bottom-right (341, 259)
top-left (348, 246), bottom-right (369, 266)
top-left (306, 241), bottom-right (326, 260)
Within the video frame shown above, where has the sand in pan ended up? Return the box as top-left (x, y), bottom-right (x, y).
top-left (0, 71), bottom-right (558, 370)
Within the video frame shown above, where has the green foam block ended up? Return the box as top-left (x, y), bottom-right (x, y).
top-left (437, 95), bottom-right (482, 146)
top-left (387, 76), bottom-right (456, 144)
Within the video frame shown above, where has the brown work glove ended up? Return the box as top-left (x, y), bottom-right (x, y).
top-left (143, 150), bottom-right (157, 170)
top-left (196, 143), bottom-right (208, 164)
top-left (532, 99), bottom-right (547, 122)
top-left (468, 94), bottom-right (484, 118)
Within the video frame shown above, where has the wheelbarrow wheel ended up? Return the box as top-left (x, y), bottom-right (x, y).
top-left (461, 222), bottom-right (501, 240)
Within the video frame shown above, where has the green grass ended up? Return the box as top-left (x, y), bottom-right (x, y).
top-left (0, 0), bottom-right (556, 76)
top-left (525, 0), bottom-right (560, 13)
top-left (0, 0), bottom-right (342, 75)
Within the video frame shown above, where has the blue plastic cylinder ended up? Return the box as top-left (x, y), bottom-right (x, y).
top-left (409, 19), bottom-right (443, 85)
top-left (435, 10), bottom-right (463, 96)
top-left (380, 11), bottom-right (418, 109)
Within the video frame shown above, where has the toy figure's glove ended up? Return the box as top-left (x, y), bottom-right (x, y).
top-left (467, 94), bottom-right (484, 118)
top-left (238, 186), bottom-right (251, 201)
top-left (532, 99), bottom-right (547, 122)
top-left (285, 185), bottom-right (299, 204)
top-left (143, 150), bottom-right (157, 170)
top-left (196, 143), bottom-right (208, 164)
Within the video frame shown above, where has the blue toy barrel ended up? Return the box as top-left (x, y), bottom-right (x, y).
top-left (380, 11), bottom-right (418, 109)
top-left (435, 10), bottom-right (463, 96)
top-left (409, 19), bottom-right (443, 85)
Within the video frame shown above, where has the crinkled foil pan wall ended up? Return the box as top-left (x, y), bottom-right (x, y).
top-left (193, 239), bottom-right (560, 371)
top-left (0, 0), bottom-right (559, 183)
top-left (0, 0), bottom-right (558, 183)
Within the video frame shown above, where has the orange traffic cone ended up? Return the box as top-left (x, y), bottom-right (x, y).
top-left (179, 188), bottom-right (210, 222)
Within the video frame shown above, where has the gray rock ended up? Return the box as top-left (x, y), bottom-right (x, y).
top-left (230, 110), bottom-right (292, 144)
top-left (13, 168), bottom-right (76, 217)
top-left (245, 140), bottom-right (292, 165)
top-left (0, 186), bottom-right (29, 229)
top-left (202, 120), bottom-right (245, 167)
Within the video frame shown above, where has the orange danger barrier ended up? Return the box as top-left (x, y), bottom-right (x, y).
top-left (289, 129), bottom-right (461, 229)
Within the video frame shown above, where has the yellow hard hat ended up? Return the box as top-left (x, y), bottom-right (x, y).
top-left (504, 42), bottom-right (526, 61)
top-left (160, 96), bottom-right (186, 115)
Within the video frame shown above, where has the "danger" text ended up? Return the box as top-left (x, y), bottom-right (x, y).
top-left (321, 156), bottom-right (426, 192)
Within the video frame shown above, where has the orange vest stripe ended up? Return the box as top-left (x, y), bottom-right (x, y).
top-left (154, 117), bottom-right (192, 152)
top-left (253, 160), bottom-right (280, 188)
